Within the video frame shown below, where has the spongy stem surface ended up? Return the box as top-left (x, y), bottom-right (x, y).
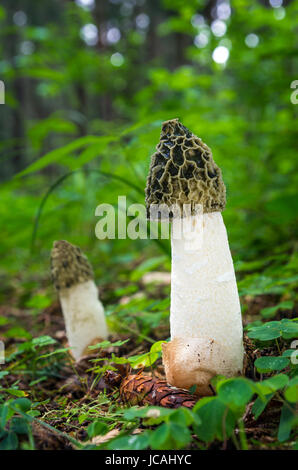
top-left (170, 212), bottom-right (243, 366)
top-left (59, 279), bottom-right (108, 360)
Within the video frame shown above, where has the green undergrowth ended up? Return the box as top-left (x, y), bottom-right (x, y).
top-left (0, 251), bottom-right (297, 449)
top-left (0, 0), bottom-right (297, 449)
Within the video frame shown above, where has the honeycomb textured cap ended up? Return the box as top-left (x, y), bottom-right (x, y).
top-left (145, 119), bottom-right (226, 216)
top-left (51, 240), bottom-right (94, 290)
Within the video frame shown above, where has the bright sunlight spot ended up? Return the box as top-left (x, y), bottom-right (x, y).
top-left (212, 45), bottom-right (229, 64)
top-left (80, 24), bottom-right (98, 46)
top-left (110, 52), bottom-right (124, 66)
top-left (245, 33), bottom-right (259, 48)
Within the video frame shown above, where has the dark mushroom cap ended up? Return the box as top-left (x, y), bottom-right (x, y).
top-left (145, 119), bottom-right (226, 218)
top-left (51, 240), bottom-right (94, 290)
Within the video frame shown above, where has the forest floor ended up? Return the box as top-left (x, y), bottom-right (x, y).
top-left (0, 255), bottom-right (297, 451)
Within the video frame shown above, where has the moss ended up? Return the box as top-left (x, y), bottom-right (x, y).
top-left (145, 119), bottom-right (226, 217)
top-left (51, 240), bottom-right (94, 290)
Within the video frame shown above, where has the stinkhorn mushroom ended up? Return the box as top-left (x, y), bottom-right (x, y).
top-left (145, 118), bottom-right (244, 395)
top-left (51, 240), bottom-right (108, 361)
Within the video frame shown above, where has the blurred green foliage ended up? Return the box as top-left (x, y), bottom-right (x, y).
top-left (0, 0), bottom-right (297, 287)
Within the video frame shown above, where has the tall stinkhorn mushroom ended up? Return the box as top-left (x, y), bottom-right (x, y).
top-left (146, 119), bottom-right (244, 395)
top-left (51, 240), bottom-right (108, 361)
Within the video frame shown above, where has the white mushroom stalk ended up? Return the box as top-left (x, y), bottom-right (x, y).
top-left (146, 119), bottom-right (244, 395)
top-left (51, 240), bottom-right (108, 361)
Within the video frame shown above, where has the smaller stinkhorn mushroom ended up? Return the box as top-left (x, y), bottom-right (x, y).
top-left (145, 119), bottom-right (244, 395)
top-left (51, 240), bottom-right (108, 361)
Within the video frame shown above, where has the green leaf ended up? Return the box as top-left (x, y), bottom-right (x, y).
top-left (87, 420), bottom-right (108, 438)
top-left (88, 339), bottom-right (129, 350)
top-left (217, 378), bottom-right (254, 409)
top-left (25, 294), bottom-right (52, 310)
top-left (107, 431), bottom-right (149, 450)
top-left (148, 420), bottom-right (191, 450)
top-left (28, 116), bottom-right (77, 151)
top-left (4, 327), bottom-right (32, 340)
top-left (255, 356), bottom-right (290, 373)
top-left (39, 347), bottom-right (70, 359)
top-left (32, 335), bottom-right (57, 348)
top-left (247, 321), bottom-right (282, 340)
top-left (168, 408), bottom-right (194, 427)
top-left (255, 374), bottom-right (289, 396)
top-left (247, 319), bottom-right (298, 341)
top-left (193, 397), bottom-right (236, 442)
top-left (128, 352), bottom-right (156, 369)
top-left (260, 301), bottom-right (294, 319)
top-left (0, 431), bottom-right (18, 450)
top-left (280, 319), bottom-right (298, 339)
top-left (284, 377), bottom-right (298, 403)
top-left (252, 393), bottom-right (274, 419)
top-left (16, 136), bottom-right (114, 177)
top-left (149, 422), bottom-right (171, 450)
top-left (282, 349), bottom-right (297, 358)
top-left (0, 403), bottom-right (12, 428)
top-left (278, 402), bottom-right (297, 442)
top-left (128, 340), bottom-right (165, 369)
top-left (1, 389), bottom-right (28, 398)
top-left (0, 5), bottom-right (6, 21)
top-left (65, 138), bottom-right (114, 170)
top-left (235, 258), bottom-right (273, 273)
top-left (0, 316), bottom-right (9, 326)
top-left (189, 384), bottom-right (197, 394)
top-left (130, 256), bottom-right (167, 282)
top-left (169, 422), bottom-right (191, 448)
top-left (10, 417), bottom-right (30, 435)
top-left (11, 398), bottom-right (32, 413)
top-left (150, 340), bottom-right (166, 354)
top-left (123, 406), bottom-right (173, 421)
